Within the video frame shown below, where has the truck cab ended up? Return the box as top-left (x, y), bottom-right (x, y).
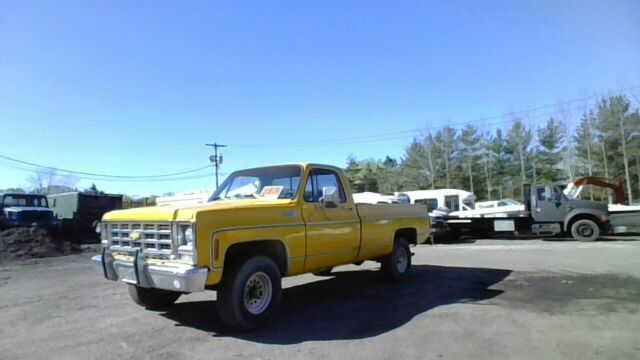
top-left (528, 184), bottom-right (609, 240)
top-left (0, 193), bottom-right (58, 230)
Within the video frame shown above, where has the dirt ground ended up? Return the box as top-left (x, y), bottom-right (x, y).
top-left (1, 238), bottom-right (639, 360)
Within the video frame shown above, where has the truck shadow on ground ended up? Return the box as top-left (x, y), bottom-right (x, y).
top-left (542, 235), bottom-right (640, 242)
top-left (160, 264), bottom-right (511, 344)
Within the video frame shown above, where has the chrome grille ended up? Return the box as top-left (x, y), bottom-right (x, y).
top-left (108, 222), bottom-right (173, 257)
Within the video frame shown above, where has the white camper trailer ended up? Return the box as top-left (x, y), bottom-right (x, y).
top-left (352, 192), bottom-right (404, 204)
top-left (396, 189), bottom-right (476, 214)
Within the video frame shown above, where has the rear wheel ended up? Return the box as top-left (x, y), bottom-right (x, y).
top-left (217, 256), bottom-right (282, 330)
top-left (570, 219), bottom-right (600, 242)
top-left (381, 238), bottom-right (411, 282)
top-left (128, 285), bottom-right (181, 310)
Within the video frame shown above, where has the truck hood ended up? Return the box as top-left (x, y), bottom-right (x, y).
top-left (567, 199), bottom-right (608, 212)
top-left (102, 199), bottom-right (293, 222)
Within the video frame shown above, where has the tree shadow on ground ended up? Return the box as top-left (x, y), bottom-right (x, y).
top-left (160, 264), bottom-right (511, 344)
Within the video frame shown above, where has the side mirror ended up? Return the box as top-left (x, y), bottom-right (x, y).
top-left (320, 186), bottom-right (339, 208)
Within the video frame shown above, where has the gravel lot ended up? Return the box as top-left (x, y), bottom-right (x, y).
top-left (1, 238), bottom-right (639, 360)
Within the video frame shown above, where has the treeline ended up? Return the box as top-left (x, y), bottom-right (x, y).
top-left (346, 94), bottom-right (640, 204)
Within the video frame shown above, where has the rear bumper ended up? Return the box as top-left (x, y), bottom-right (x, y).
top-left (91, 250), bottom-right (208, 293)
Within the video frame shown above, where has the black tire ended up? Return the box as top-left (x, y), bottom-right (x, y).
top-left (128, 285), bottom-right (181, 310)
top-left (217, 256), bottom-right (282, 331)
top-left (448, 229), bottom-right (462, 241)
top-left (570, 219), bottom-right (600, 242)
top-left (381, 238), bottom-right (411, 282)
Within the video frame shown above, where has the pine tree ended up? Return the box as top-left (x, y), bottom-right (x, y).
top-left (377, 156), bottom-right (402, 194)
top-left (506, 119), bottom-right (532, 198)
top-left (435, 127), bottom-right (458, 188)
top-left (423, 133), bottom-right (438, 189)
top-left (359, 160), bottom-right (380, 192)
top-left (597, 95), bottom-right (637, 204)
top-left (573, 110), bottom-right (599, 200)
top-left (345, 155), bottom-right (364, 192)
top-left (491, 128), bottom-right (509, 199)
top-left (479, 132), bottom-right (497, 200)
top-left (458, 124), bottom-right (482, 193)
top-left (536, 117), bottom-right (566, 183)
top-left (400, 139), bottom-right (431, 190)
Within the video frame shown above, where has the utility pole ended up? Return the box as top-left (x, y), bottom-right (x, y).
top-left (205, 143), bottom-right (228, 188)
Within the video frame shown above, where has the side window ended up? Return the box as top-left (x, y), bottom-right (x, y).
top-left (537, 187), bottom-right (559, 202)
top-left (416, 198), bottom-right (436, 211)
top-left (304, 178), bottom-right (314, 202)
top-left (444, 195), bottom-right (460, 211)
top-left (303, 169), bottom-right (346, 203)
top-left (271, 176), bottom-right (300, 199)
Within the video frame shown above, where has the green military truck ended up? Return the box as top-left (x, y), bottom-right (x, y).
top-left (48, 192), bottom-right (123, 243)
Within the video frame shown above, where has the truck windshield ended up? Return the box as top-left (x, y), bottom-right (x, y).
top-left (1, 195), bottom-right (48, 208)
top-left (209, 165), bottom-right (302, 201)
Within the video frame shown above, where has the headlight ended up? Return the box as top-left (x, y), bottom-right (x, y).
top-left (7, 211), bottom-right (18, 220)
top-left (184, 226), bottom-right (194, 245)
top-left (99, 222), bottom-right (109, 245)
top-left (176, 223), bottom-right (196, 265)
top-left (177, 223), bottom-right (195, 246)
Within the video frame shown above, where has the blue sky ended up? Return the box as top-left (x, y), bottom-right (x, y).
top-left (1, 1), bottom-right (639, 196)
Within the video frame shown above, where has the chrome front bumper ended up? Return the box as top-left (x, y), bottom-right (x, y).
top-left (92, 249), bottom-right (208, 293)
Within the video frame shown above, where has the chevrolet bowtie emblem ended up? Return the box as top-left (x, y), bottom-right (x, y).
top-left (129, 231), bottom-right (141, 241)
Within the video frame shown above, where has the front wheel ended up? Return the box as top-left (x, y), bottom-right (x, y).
top-left (571, 219), bottom-right (600, 242)
top-left (217, 256), bottom-right (282, 330)
top-left (128, 285), bottom-right (181, 310)
top-left (381, 238), bottom-right (411, 282)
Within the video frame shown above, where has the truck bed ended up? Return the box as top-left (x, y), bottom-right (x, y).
top-left (356, 204), bottom-right (430, 246)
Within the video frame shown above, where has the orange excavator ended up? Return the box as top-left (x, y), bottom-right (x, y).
top-left (564, 177), bottom-right (625, 204)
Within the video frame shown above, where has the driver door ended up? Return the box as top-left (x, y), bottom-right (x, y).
top-left (533, 186), bottom-right (567, 222)
top-left (301, 168), bottom-right (360, 271)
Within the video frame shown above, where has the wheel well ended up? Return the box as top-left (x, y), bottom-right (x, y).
top-left (395, 228), bottom-right (417, 245)
top-left (223, 240), bottom-right (288, 275)
top-left (567, 214), bottom-right (601, 232)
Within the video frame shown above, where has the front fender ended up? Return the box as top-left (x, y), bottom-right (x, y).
top-left (564, 209), bottom-right (607, 230)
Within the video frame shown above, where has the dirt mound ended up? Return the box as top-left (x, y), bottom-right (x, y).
top-left (0, 227), bottom-right (82, 263)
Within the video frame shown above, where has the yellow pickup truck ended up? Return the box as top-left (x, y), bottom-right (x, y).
top-left (93, 163), bottom-right (430, 330)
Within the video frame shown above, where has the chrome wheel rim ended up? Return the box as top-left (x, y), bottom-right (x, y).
top-left (243, 272), bottom-right (272, 315)
top-left (396, 247), bottom-right (408, 273)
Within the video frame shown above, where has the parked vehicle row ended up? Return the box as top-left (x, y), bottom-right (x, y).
top-left (0, 192), bottom-right (122, 243)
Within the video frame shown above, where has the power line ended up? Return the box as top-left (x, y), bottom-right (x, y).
top-left (228, 102), bottom-right (591, 148)
top-left (0, 154), bottom-right (214, 179)
top-left (0, 160), bottom-right (221, 183)
top-left (229, 84), bottom-right (640, 148)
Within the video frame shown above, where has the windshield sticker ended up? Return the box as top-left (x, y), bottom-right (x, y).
top-left (260, 186), bottom-right (284, 199)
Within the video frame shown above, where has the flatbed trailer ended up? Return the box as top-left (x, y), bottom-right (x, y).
top-left (445, 184), bottom-right (610, 242)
